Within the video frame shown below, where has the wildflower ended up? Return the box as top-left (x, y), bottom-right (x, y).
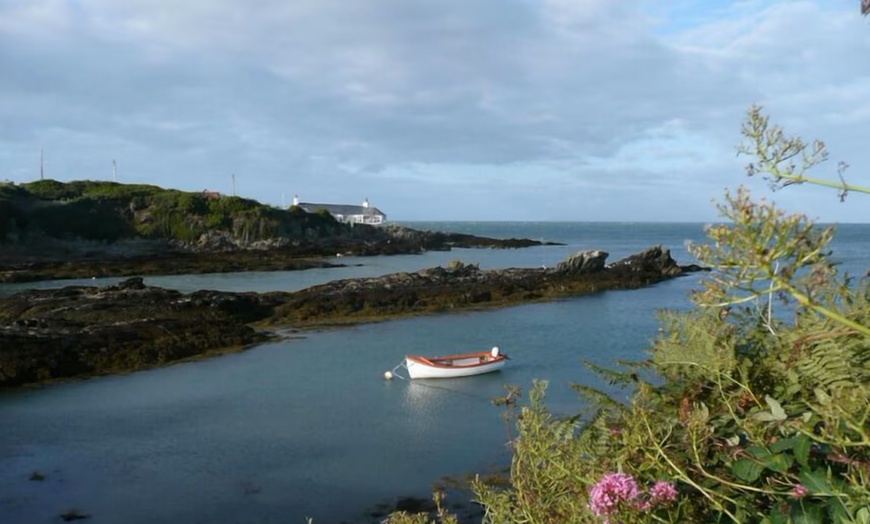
top-left (588, 472), bottom-right (640, 517)
top-left (791, 484), bottom-right (808, 499)
top-left (648, 480), bottom-right (678, 505)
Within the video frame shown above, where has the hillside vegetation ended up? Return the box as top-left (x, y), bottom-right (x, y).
top-left (0, 179), bottom-right (359, 248)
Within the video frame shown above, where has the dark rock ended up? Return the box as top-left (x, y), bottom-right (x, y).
top-left (394, 496), bottom-right (434, 514)
top-left (267, 246), bottom-right (698, 328)
top-left (116, 277), bottom-right (145, 290)
top-left (680, 263), bottom-right (710, 273)
top-left (0, 226), bottom-right (559, 284)
top-left (0, 250), bottom-right (346, 284)
top-left (59, 509), bottom-right (90, 521)
top-left (0, 281), bottom-right (275, 389)
top-left (383, 224), bottom-right (563, 251)
top-left (607, 245), bottom-right (681, 275)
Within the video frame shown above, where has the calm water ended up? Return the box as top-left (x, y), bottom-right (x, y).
top-left (0, 222), bottom-right (867, 523)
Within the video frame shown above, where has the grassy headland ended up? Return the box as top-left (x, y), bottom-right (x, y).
top-left (0, 179), bottom-right (555, 283)
top-left (0, 179), bottom-right (351, 249)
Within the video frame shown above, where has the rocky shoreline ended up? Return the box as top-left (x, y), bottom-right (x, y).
top-left (0, 225), bottom-right (561, 283)
top-left (0, 246), bottom-right (704, 390)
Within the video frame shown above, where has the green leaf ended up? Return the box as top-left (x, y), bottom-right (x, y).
top-left (765, 395), bottom-right (787, 421)
top-left (855, 507), bottom-right (870, 524)
top-left (753, 398), bottom-right (787, 421)
top-left (725, 434), bottom-right (741, 447)
top-left (800, 468), bottom-right (833, 496)
top-left (793, 435), bottom-right (812, 468)
top-left (793, 501), bottom-right (826, 524)
top-left (747, 445), bottom-right (773, 460)
top-left (767, 507), bottom-right (790, 524)
top-left (734, 505), bottom-right (748, 524)
top-left (828, 499), bottom-right (851, 524)
top-left (767, 453), bottom-right (794, 473)
top-left (769, 437), bottom-right (797, 453)
top-left (694, 401), bottom-right (710, 423)
top-left (746, 443), bottom-right (794, 472)
top-left (733, 458), bottom-right (765, 482)
top-left (814, 388), bottom-right (831, 406)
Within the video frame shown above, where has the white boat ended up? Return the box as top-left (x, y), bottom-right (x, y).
top-left (404, 346), bottom-right (508, 379)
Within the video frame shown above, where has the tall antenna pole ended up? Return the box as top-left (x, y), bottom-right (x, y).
top-left (231, 173), bottom-right (236, 196)
top-left (40, 148), bottom-right (44, 180)
top-left (112, 159), bottom-right (117, 181)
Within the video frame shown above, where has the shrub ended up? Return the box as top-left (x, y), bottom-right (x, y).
top-left (0, 200), bottom-right (27, 243)
top-left (23, 179), bottom-right (82, 200)
top-left (470, 107), bottom-right (870, 523)
top-left (29, 198), bottom-right (134, 242)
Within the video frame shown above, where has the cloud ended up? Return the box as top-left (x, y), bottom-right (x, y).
top-left (0, 0), bottom-right (868, 221)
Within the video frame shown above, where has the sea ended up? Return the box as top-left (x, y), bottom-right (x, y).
top-left (0, 222), bottom-right (867, 524)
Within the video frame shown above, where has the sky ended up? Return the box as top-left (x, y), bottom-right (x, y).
top-left (1, 0), bottom-right (869, 222)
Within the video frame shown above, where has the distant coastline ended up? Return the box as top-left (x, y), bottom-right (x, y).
top-left (0, 180), bottom-right (560, 283)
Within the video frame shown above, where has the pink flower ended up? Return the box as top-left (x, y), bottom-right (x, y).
top-left (648, 480), bottom-right (678, 505)
top-left (588, 472), bottom-right (640, 517)
top-left (791, 484), bottom-right (808, 499)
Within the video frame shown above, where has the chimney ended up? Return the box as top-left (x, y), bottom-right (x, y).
top-left (292, 194), bottom-right (299, 206)
top-left (362, 197), bottom-right (369, 208)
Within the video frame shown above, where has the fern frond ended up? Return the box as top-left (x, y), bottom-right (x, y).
top-left (651, 310), bottom-right (738, 382)
top-left (570, 382), bottom-right (626, 410)
top-left (576, 410), bottom-right (614, 461)
top-left (583, 360), bottom-right (647, 387)
top-left (795, 337), bottom-right (855, 390)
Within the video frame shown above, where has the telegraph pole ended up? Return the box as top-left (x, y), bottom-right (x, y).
top-left (40, 148), bottom-right (44, 180)
top-left (231, 174), bottom-right (236, 196)
top-left (112, 159), bottom-right (117, 181)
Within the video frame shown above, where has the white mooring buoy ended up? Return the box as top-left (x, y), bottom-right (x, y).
top-left (384, 371), bottom-right (393, 380)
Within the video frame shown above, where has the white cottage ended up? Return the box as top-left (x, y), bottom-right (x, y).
top-left (292, 195), bottom-right (387, 225)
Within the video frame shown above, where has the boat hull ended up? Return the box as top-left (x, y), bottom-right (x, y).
top-left (404, 351), bottom-right (507, 379)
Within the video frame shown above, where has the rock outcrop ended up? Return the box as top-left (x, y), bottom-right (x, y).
top-left (0, 246), bottom-right (704, 389)
top-left (383, 225), bottom-right (561, 250)
top-left (556, 249), bottom-right (609, 274)
top-left (606, 245), bottom-right (683, 276)
top-left (0, 229), bottom-right (564, 283)
top-left (0, 277), bottom-right (279, 388)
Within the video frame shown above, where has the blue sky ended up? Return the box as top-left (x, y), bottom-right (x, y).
top-left (1, 0), bottom-right (868, 222)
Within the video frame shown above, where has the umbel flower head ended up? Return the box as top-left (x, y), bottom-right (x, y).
top-left (588, 472), bottom-right (640, 517)
top-left (588, 473), bottom-right (678, 519)
top-left (648, 481), bottom-right (678, 504)
top-left (791, 484), bottom-right (808, 499)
